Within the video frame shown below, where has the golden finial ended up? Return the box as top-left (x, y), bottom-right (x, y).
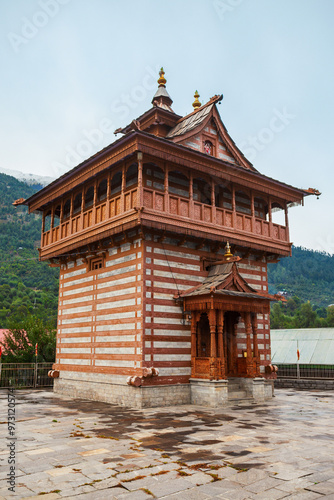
top-left (158, 67), bottom-right (166, 87)
top-left (224, 242), bottom-right (233, 259)
top-left (192, 90), bottom-right (201, 109)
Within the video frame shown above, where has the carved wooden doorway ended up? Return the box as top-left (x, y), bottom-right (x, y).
top-left (197, 313), bottom-right (210, 357)
top-left (223, 311), bottom-right (240, 376)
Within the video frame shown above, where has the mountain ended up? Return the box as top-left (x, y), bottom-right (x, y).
top-left (0, 173), bottom-right (59, 328)
top-left (268, 247), bottom-right (334, 307)
top-left (0, 167), bottom-right (54, 187)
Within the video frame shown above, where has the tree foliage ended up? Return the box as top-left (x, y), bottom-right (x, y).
top-left (270, 297), bottom-right (334, 329)
top-left (268, 246), bottom-right (334, 307)
top-left (0, 173), bottom-right (59, 329)
top-left (1, 315), bottom-right (56, 363)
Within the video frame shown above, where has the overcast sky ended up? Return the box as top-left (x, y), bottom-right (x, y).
top-left (1, 0), bottom-right (333, 253)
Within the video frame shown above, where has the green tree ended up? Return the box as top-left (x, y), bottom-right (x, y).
top-left (326, 306), bottom-right (334, 327)
top-left (293, 301), bottom-right (317, 328)
top-left (0, 315), bottom-right (56, 363)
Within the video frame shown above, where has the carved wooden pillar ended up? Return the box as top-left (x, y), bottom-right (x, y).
top-left (189, 171), bottom-right (194, 219)
top-left (190, 311), bottom-right (198, 378)
top-left (121, 163), bottom-right (126, 213)
top-left (208, 309), bottom-right (217, 379)
top-left (106, 173), bottom-right (111, 219)
top-left (244, 312), bottom-right (254, 377)
top-left (284, 202), bottom-right (290, 242)
top-left (59, 202), bottom-right (64, 238)
top-left (251, 191), bottom-right (255, 233)
top-left (41, 211), bottom-right (46, 248)
top-left (59, 202), bottom-right (64, 224)
top-left (164, 164), bottom-right (169, 213)
top-left (93, 179), bottom-right (98, 225)
top-left (69, 193), bottom-right (73, 235)
top-left (211, 179), bottom-right (216, 224)
top-left (217, 309), bottom-right (225, 379)
top-left (80, 190), bottom-right (84, 231)
top-left (231, 184), bottom-right (236, 228)
top-left (232, 317), bottom-right (239, 374)
top-left (137, 152), bottom-right (143, 209)
top-left (41, 211), bottom-right (45, 233)
top-left (268, 195), bottom-right (272, 237)
top-left (50, 207), bottom-right (55, 243)
top-left (251, 313), bottom-right (260, 376)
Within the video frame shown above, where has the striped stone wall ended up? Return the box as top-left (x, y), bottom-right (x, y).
top-left (142, 237), bottom-right (205, 385)
top-left (54, 235), bottom-right (272, 390)
top-left (55, 238), bottom-right (143, 380)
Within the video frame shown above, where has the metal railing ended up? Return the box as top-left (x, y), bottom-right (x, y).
top-left (0, 363), bottom-right (54, 388)
top-left (276, 364), bottom-right (334, 380)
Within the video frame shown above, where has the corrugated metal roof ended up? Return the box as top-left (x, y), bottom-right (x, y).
top-left (271, 328), bottom-right (334, 365)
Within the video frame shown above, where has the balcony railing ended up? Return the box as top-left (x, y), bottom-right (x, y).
top-left (143, 188), bottom-right (288, 243)
top-left (41, 186), bottom-right (288, 249)
top-left (42, 189), bottom-right (137, 247)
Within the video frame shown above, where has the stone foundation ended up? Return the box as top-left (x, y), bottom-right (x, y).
top-left (54, 371), bottom-right (191, 408)
top-left (190, 379), bottom-right (229, 407)
top-left (274, 378), bottom-right (334, 391)
top-left (54, 371), bottom-right (274, 408)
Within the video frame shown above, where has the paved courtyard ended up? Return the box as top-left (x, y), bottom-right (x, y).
top-left (0, 387), bottom-right (334, 499)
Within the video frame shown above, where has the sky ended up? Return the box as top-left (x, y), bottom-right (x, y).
top-left (1, 0), bottom-right (333, 253)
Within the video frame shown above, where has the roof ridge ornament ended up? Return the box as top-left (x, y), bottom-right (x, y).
top-left (192, 90), bottom-right (201, 109)
top-left (151, 67), bottom-right (174, 112)
top-left (224, 241), bottom-right (233, 260)
top-left (157, 67), bottom-right (167, 87)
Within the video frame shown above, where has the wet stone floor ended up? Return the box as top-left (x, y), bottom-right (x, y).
top-left (0, 388), bottom-right (334, 499)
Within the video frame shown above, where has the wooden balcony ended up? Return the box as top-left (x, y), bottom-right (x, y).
top-left (40, 186), bottom-right (290, 259)
top-left (142, 188), bottom-right (290, 254)
top-left (40, 189), bottom-right (138, 259)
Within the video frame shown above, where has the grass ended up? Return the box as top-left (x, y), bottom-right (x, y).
top-left (141, 488), bottom-right (154, 496)
top-left (97, 434), bottom-right (119, 440)
top-left (38, 490), bottom-right (61, 495)
top-left (178, 470), bottom-right (191, 476)
top-left (121, 475), bottom-right (146, 483)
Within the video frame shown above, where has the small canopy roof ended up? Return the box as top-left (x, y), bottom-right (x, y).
top-left (179, 260), bottom-right (275, 304)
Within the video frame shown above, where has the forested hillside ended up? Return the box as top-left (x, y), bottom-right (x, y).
top-left (268, 247), bottom-right (334, 307)
top-left (0, 173), bottom-right (59, 328)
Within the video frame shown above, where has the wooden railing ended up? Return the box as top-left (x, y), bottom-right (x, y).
top-left (41, 189), bottom-right (137, 247)
top-left (41, 186), bottom-right (288, 248)
top-left (143, 188), bottom-right (288, 243)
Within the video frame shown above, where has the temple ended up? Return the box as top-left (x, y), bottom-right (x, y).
top-left (17, 69), bottom-right (319, 407)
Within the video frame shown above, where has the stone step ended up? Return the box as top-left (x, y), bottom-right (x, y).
top-left (228, 390), bottom-right (248, 400)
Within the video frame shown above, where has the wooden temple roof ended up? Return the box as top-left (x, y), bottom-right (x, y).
top-left (16, 69), bottom-right (320, 212)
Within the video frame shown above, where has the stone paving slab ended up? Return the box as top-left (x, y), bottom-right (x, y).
top-left (0, 388), bottom-right (334, 498)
